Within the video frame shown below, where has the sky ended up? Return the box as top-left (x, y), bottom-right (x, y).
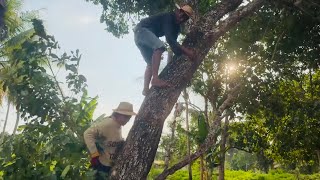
top-left (0, 0), bottom-right (202, 137)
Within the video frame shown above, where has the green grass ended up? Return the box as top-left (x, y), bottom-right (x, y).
top-left (221, 170), bottom-right (295, 180)
top-left (148, 168), bottom-right (320, 180)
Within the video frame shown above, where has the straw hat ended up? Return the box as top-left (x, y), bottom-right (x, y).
top-left (112, 102), bottom-right (136, 116)
top-left (175, 4), bottom-right (194, 18)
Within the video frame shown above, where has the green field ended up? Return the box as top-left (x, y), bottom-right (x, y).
top-left (148, 169), bottom-right (320, 180)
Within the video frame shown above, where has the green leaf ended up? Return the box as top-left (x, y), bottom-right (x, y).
top-left (94, 114), bottom-right (107, 123)
top-left (61, 165), bottom-right (71, 178)
top-left (78, 75), bottom-right (87, 82)
top-left (197, 113), bottom-right (208, 143)
top-left (65, 64), bottom-right (77, 73)
top-left (3, 161), bottom-right (15, 167)
top-left (17, 125), bottom-right (27, 131)
top-left (50, 53), bottom-right (59, 59)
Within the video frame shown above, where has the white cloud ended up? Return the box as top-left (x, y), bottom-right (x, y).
top-left (60, 15), bottom-right (98, 27)
top-left (77, 15), bottom-right (97, 25)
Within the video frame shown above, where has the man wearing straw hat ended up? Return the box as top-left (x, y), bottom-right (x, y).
top-left (134, 4), bottom-right (195, 96)
top-left (84, 102), bottom-right (136, 178)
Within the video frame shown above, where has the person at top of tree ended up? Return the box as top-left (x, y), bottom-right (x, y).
top-left (134, 4), bottom-right (195, 96)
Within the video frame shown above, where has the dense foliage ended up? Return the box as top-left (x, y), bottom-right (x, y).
top-left (0, 17), bottom-right (97, 179)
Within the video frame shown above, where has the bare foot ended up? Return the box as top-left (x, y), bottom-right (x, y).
top-left (151, 78), bottom-right (172, 87)
top-left (142, 88), bottom-right (150, 96)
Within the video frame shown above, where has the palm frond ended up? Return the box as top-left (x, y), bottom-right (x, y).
top-left (4, 0), bottom-right (23, 34)
top-left (4, 28), bottom-right (35, 51)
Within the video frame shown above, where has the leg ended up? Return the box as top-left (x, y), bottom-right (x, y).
top-left (135, 44), bottom-right (152, 96)
top-left (94, 165), bottom-right (111, 180)
top-left (143, 65), bottom-right (152, 96)
top-left (151, 48), bottom-right (171, 87)
top-left (134, 28), bottom-right (170, 88)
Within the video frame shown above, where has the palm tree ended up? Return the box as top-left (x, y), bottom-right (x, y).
top-left (0, 0), bottom-right (37, 137)
top-left (1, 100), bottom-right (10, 138)
top-left (12, 106), bottom-right (19, 135)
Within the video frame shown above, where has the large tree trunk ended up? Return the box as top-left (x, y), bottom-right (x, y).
top-left (111, 0), bottom-right (264, 179)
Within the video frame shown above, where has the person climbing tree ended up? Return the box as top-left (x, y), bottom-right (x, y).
top-left (83, 102), bottom-right (136, 179)
top-left (134, 4), bottom-right (195, 96)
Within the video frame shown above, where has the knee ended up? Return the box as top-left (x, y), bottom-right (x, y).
top-left (153, 48), bottom-right (165, 55)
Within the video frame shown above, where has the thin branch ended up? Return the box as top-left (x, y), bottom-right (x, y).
top-left (205, 0), bottom-right (265, 37)
top-left (270, 30), bottom-right (285, 62)
top-left (46, 58), bottom-right (66, 101)
top-left (307, 0), bottom-right (320, 8)
top-left (229, 146), bottom-right (253, 153)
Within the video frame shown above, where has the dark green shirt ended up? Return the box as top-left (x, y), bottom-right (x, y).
top-left (137, 12), bottom-right (182, 56)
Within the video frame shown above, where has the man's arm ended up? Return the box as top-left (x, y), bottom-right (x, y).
top-left (179, 45), bottom-right (194, 59)
top-left (164, 18), bottom-right (194, 59)
top-left (0, 0), bottom-right (5, 7)
top-left (84, 124), bottom-right (100, 157)
top-left (164, 28), bottom-right (183, 56)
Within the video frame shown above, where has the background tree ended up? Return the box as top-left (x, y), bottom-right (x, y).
top-left (0, 0), bottom-right (37, 141)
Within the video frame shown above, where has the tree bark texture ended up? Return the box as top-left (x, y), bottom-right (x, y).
top-left (164, 52), bottom-right (176, 170)
top-left (111, 0), bottom-right (265, 179)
